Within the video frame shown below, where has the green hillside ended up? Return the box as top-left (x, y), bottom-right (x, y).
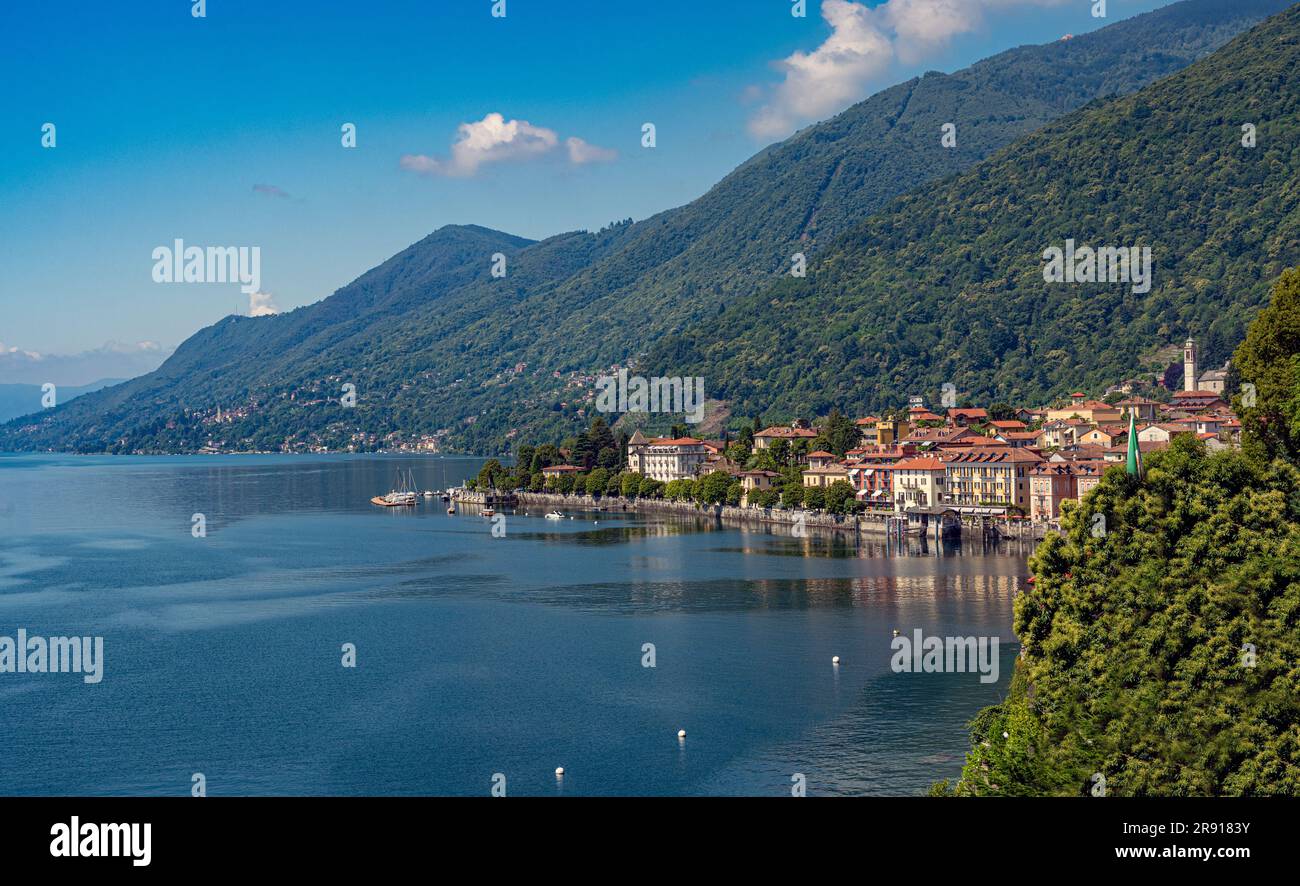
top-left (652, 0), bottom-right (1300, 420)
top-left (1, 0), bottom-right (1289, 454)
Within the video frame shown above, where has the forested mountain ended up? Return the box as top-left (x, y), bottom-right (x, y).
top-left (650, 1), bottom-right (1300, 419)
top-left (2, 0), bottom-right (1290, 454)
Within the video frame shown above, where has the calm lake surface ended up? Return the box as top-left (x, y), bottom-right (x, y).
top-left (0, 453), bottom-right (1030, 796)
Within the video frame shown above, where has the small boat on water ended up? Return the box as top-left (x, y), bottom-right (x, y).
top-left (423, 490), bottom-right (435, 498)
top-left (371, 469), bottom-right (419, 507)
top-left (544, 511), bottom-right (564, 520)
top-left (447, 505), bottom-right (456, 514)
top-left (482, 507), bottom-right (495, 518)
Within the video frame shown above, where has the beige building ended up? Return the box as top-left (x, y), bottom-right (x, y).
top-left (802, 463), bottom-right (852, 488)
top-left (1045, 399), bottom-right (1122, 424)
top-left (942, 448), bottom-right (1043, 511)
top-left (1117, 396), bottom-right (1160, 422)
top-left (626, 431), bottom-right (709, 482)
top-left (738, 470), bottom-right (780, 506)
top-left (753, 424), bottom-right (819, 450)
top-left (891, 458), bottom-right (946, 511)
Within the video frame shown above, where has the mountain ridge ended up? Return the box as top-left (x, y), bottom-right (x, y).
top-left (3, 0), bottom-right (1291, 453)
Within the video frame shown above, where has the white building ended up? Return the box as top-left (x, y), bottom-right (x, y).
top-left (626, 430), bottom-right (709, 482)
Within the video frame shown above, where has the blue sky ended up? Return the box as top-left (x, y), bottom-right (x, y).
top-left (0, 0), bottom-right (1167, 377)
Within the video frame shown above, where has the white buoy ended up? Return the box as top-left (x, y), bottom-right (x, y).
top-left (832, 655), bottom-right (840, 665)
top-left (677, 729), bottom-right (686, 739)
top-left (555, 766), bottom-right (565, 776)
top-left (892, 629), bottom-right (900, 638)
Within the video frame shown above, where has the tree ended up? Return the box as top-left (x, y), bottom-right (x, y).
top-left (726, 481), bottom-right (743, 506)
top-left (477, 459), bottom-right (509, 490)
top-left (1235, 267), bottom-right (1300, 462)
top-left (781, 483), bottom-right (804, 509)
top-left (824, 479), bottom-right (856, 514)
top-left (737, 424), bottom-right (755, 452)
top-left (815, 408), bottom-right (861, 457)
top-left (621, 472), bottom-right (643, 498)
top-left (638, 476), bottom-right (664, 498)
top-left (588, 416), bottom-right (616, 456)
top-left (803, 485), bottom-right (826, 510)
top-left (750, 488), bottom-right (779, 508)
top-left (696, 470), bottom-right (732, 505)
top-left (530, 444), bottom-right (560, 473)
top-left (516, 445), bottom-right (536, 474)
top-left (571, 432), bottom-right (596, 470)
top-left (586, 468), bottom-right (610, 497)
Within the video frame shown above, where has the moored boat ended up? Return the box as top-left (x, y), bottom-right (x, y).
top-left (371, 469), bottom-right (419, 507)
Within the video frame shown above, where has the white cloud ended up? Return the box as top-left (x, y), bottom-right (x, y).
top-left (566, 136), bottom-right (618, 166)
top-left (0, 340), bottom-right (173, 386)
top-left (248, 291), bottom-right (280, 317)
top-left (401, 113), bottom-right (615, 177)
top-left (748, 0), bottom-right (1067, 140)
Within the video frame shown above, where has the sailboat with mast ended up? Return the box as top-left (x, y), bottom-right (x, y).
top-left (371, 469), bottom-right (419, 507)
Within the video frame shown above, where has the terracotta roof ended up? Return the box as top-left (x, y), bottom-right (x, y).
top-left (893, 458), bottom-right (946, 471)
top-left (807, 450), bottom-right (835, 458)
top-left (648, 437), bottom-right (704, 446)
top-left (943, 448), bottom-right (1044, 464)
top-left (755, 426), bottom-right (819, 438)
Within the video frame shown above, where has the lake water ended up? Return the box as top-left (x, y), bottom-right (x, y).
top-left (0, 453), bottom-right (1029, 796)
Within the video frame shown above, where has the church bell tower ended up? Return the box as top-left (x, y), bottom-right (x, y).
top-left (1183, 338), bottom-right (1198, 392)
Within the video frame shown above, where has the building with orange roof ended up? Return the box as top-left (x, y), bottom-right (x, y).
top-left (942, 447), bottom-right (1043, 511)
top-left (1045, 399), bottom-right (1122, 424)
top-left (753, 423), bottom-right (820, 449)
top-left (946, 407), bottom-right (988, 427)
top-left (892, 457), bottom-right (947, 511)
top-left (1029, 463), bottom-right (1078, 520)
top-left (806, 450), bottom-right (835, 468)
top-left (802, 462), bottom-right (853, 488)
top-left (626, 431), bottom-right (708, 482)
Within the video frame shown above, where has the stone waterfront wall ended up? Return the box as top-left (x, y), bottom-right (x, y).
top-left (458, 489), bottom-right (901, 534)
top-left (454, 488), bottom-right (1043, 540)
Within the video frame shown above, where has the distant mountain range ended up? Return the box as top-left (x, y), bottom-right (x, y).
top-left (0, 379), bottom-right (126, 424)
top-left (2, 0), bottom-right (1293, 454)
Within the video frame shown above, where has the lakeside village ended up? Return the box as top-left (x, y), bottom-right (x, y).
top-left (465, 339), bottom-right (1242, 535)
